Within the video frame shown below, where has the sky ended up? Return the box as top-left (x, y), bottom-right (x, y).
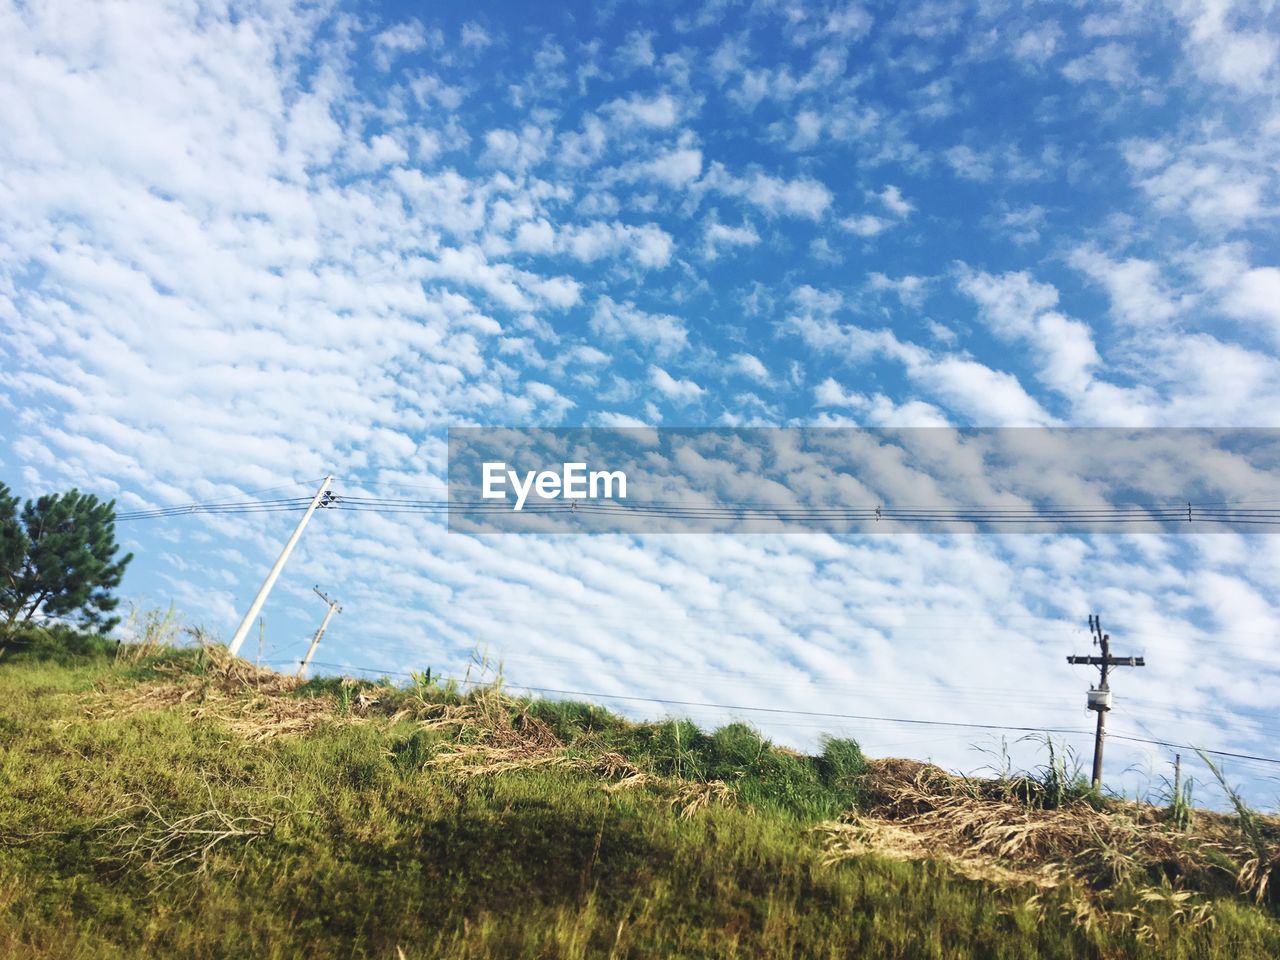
top-left (2, 0), bottom-right (1279, 804)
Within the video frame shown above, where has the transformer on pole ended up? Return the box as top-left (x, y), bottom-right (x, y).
top-left (1067, 614), bottom-right (1145, 789)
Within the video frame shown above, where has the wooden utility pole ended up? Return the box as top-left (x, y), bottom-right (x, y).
top-left (297, 586), bottom-right (341, 679)
top-left (1067, 615), bottom-right (1145, 789)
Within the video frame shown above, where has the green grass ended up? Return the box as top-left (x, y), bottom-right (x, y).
top-left (1, 647), bottom-right (1278, 958)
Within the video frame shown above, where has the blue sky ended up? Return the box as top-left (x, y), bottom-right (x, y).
top-left (2, 0), bottom-right (1280, 803)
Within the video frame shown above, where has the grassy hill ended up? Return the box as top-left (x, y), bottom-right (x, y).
top-left (1, 635), bottom-right (1278, 959)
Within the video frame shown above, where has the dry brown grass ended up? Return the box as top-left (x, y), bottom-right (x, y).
top-left (411, 696), bottom-right (732, 819)
top-left (819, 758), bottom-right (1280, 910)
top-left (412, 688), bottom-right (564, 750)
top-left (82, 645), bottom-right (368, 741)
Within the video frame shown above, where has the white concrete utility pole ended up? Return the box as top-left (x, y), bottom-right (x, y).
top-left (297, 586), bottom-right (341, 679)
top-left (227, 476), bottom-right (335, 657)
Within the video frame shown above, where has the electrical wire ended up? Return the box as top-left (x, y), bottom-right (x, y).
top-left (116, 496), bottom-right (315, 522)
top-left (109, 487), bottom-right (1280, 770)
top-left (111, 490), bottom-right (1280, 526)
top-left (286, 658), bottom-right (1280, 766)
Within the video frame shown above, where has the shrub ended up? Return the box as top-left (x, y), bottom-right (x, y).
top-left (818, 736), bottom-right (867, 789)
top-left (0, 621), bottom-right (118, 663)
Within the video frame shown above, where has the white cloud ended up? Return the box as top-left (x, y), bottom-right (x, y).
top-left (955, 267), bottom-right (1102, 400)
top-left (556, 221), bottom-right (674, 269)
top-left (481, 125), bottom-right (553, 172)
top-left (813, 378), bottom-right (951, 426)
top-left (1186, 243), bottom-right (1280, 346)
top-left (787, 110), bottom-right (825, 150)
top-left (814, 377), bottom-right (860, 408)
top-left (1061, 43), bottom-right (1140, 86)
top-left (839, 214), bottom-right (891, 237)
top-left (719, 41), bottom-right (851, 111)
top-left (956, 268), bottom-right (1059, 336)
top-left (1068, 248), bottom-right (1184, 327)
top-left (996, 204), bottom-right (1048, 244)
top-left (489, 208), bottom-right (674, 272)
top-left (838, 184), bottom-right (913, 236)
top-left (876, 184), bottom-right (913, 217)
top-left (825, 5), bottom-right (874, 39)
top-left (406, 74), bottom-right (465, 111)
top-left (421, 245), bottom-right (581, 311)
top-left (639, 143), bottom-right (703, 186)
top-left (1121, 134), bottom-right (1274, 231)
top-left (511, 218), bottom-right (556, 254)
top-left (1221, 266), bottom-right (1280, 337)
top-left (616, 31), bottom-right (656, 70)
top-left (702, 219), bottom-right (760, 260)
top-left (373, 22), bottom-right (432, 71)
top-left (944, 145), bottom-right (995, 181)
top-left (781, 283), bottom-right (1056, 425)
top-left (649, 365), bottom-right (705, 402)
top-left (460, 21), bottom-right (493, 51)
top-left (392, 169), bottom-right (491, 236)
top-left (702, 163), bottom-right (833, 219)
top-left (608, 92), bottom-right (683, 127)
top-left (589, 297), bottom-right (688, 357)
top-left (808, 237), bottom-right (842, 265)
top-left (902, 353), bottom-right (1056, 426)
top-left (1012, 22), bottom-right (1062, 64)
top-left (1121, 138), bottom-right (1171, 171)
top-left (595, 411), bottom-right (651, 427)
top-left (730, 353), bottom-right (770, 382)
top-left (868, 272), bottom-right (929, 308)
top-left (345, 133), bottom-right (408, 172)
top-left (1176, 0), bottom-right (1279, 92)
top-left (1131, 154), bottom-right (1268, 230)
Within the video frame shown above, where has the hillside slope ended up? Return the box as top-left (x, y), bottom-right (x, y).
top-left (1, 645), bottom-right (1278, 959)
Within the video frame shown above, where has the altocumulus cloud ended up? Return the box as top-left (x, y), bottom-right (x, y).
top-left (2, 0), bottom-right (1280, 803)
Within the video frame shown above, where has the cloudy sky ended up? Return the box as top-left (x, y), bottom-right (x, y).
top-left (2, 0), bottom-right (1279, 802)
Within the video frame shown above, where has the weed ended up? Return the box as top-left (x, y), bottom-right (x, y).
top-left (1199, 750), bottom-right (1280, 903)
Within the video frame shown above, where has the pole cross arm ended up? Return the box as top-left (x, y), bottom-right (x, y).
top-left (1067, 655), bottom-right (1145, 666)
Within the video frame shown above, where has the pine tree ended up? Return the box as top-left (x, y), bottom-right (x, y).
top-left (0, 483), bottom-right (133, 633)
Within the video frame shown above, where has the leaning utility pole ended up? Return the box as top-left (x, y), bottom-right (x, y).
top-left (297, 586), bottom-right (342, 679)
top-left (227, 476), bottom-right (335, 657)
top-left (1067, 614), bottom-right (1145, 789)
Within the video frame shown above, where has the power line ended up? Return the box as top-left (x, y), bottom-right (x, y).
top-left (111, 491), bottom-right (1280, 526)
top-left (1105, 734), bottom-right (1280, 768)
top-left (334, 495), bottom-right (1280, 523)
top-left (277, 639), bottom-right (1280, 739)
top-left (288, 658), bottom-right (1280, 767)
top-left (116, 496), bottom-right (315, 521)
top-left (293, 660), bottom-right (1091, 734)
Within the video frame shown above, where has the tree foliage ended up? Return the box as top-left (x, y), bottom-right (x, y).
top-left (0, 482), bottom-right (133, 633)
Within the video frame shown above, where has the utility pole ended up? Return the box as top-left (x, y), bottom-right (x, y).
top-left (227, 476), bottom-right (335, 657)
top-left (1068, 614), bottom-right (1145, 790)
top-left (297, 586), bottom-right (342, 679)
